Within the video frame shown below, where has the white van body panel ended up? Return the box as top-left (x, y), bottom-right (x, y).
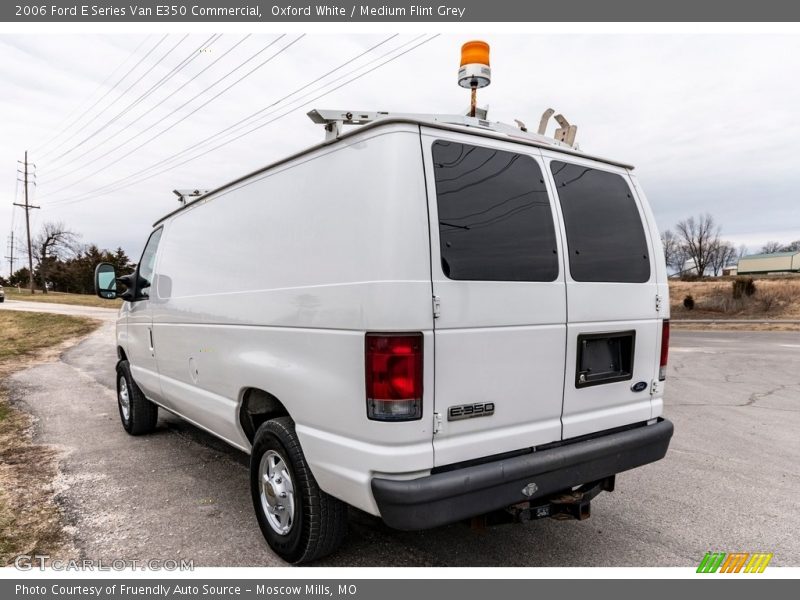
top-left (115, 118), bottom-right (670, 518)
top-left (138, 125), bottom-right (434, 514)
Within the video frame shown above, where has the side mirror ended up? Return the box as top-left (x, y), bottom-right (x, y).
top-left (116, 272), bottom-right (145, 302)
top-left (94, 263), bottom-right (118, 299)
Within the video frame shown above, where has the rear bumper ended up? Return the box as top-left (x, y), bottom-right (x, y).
top-left (371, 418), bottom-right (673, 530)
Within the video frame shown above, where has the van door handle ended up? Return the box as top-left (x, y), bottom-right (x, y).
top-left (148, 328), bottom-right (154, 353)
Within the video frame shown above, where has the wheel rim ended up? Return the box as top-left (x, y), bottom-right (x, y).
top-left (118, 376), bottom-right (131, 422)
top-left (259, 449), bottom-right (295, 536)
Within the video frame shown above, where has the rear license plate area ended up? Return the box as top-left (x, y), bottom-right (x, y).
top-left (575, 330), bottom-right (635, 388)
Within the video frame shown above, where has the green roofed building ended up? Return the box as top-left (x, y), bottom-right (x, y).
top-left (737, 251), bottom-right (800, 275)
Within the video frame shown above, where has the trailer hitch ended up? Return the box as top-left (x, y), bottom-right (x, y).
top-left (505, 476), bottom-right (615, 523)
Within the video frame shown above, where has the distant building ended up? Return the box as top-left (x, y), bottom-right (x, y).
top-left (737, 251), bottom-right (800, 275)
top-left (678, 258), bottom-right (700, 276)
top-left (722, 266), bottom-right (738, 276)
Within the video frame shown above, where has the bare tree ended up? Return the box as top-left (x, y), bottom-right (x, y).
top-left (674, 214), bottom-right (720, 277)
top-left (785, 240), bottom-right (800, 252)
top-left (661, 229), bottom-right (688, 275)
top-left (761, 241), bottom-right (784, 254)
top-left (33, 222), bottom-right (79, 294)
top-left (709, 239), bottom-right (737, 276)
top-left (737, 244), bottom-right (749, 259)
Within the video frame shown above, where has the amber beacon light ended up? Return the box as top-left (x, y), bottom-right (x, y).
top-left (458, 40), bottom-right (491, 117)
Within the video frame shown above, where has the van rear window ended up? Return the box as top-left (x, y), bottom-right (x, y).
top-left (550, 161), bottom-right (650, 283)
top-left (432, 141), bottom-right (559, 282)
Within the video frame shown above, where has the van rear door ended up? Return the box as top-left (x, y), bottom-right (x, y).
top-left (541, 152), bottom-right (661, 439)
top-left (421, 129), bottom-right (567, 468)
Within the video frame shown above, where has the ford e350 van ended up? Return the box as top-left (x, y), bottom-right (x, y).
top-left (95, 108), bottom-right (673, 563)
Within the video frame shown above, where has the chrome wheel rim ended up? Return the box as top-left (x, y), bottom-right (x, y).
top-left (259, 449), bottom-right (295, 536)
top-left (118, 376), bottom-right (130, 422)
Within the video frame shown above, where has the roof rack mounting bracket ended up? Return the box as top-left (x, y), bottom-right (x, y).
top-left (307, 107), bottom-right (583, 150)
top-left (538, 108), bottom-right (578, 147)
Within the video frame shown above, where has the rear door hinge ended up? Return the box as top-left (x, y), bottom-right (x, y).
top-left (433, 412), bottom-right (443, 434)
top-left (655, 294), bottom-right (663, 313)
top-left (651, 379), bottom-right (660, 395)
top-left (432, 295), bottom-right (441, 319)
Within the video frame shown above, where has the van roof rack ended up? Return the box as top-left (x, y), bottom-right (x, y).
top-left (307, 108), bottom-right (579, 149)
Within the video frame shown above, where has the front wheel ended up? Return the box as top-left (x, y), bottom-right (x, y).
top-left (250, 417), bottom-right (347, 563)
top-left (116, 360), bottom-right (158, 435)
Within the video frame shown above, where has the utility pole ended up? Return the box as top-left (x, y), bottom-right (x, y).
top-left (13, 151), bottom-right (39, 294)
top-left (4, 231), bottom-right (14, 280)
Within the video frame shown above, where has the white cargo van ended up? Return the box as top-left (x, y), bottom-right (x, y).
top-left (95, 110), bottom-right (673, 563)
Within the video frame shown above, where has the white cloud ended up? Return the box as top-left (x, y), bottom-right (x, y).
top-left (1, 33), bottom-right (799, 270)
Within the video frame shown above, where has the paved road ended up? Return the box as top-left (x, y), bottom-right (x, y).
top-left (3, 300), bottom-right (799, 566)
top-left (0, 299), bottom-right (118, 322)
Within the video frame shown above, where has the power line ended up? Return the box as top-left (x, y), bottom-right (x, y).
top-left (37, 35), bottom-right (169, 161)
top-left (45, 34), bottom-right (189, 165)
top-left (5, 180), bottom-right (20, 278)
top-left (13, 152), bottom-right (40, 293)
top-left (47, 34), bottom-right (436, 207)
top-left (4, 231), bottom-right (15, 279)
top-left (39, 34), bottom-right (258, 199)
top-left (31, 35), bottom-right (152, 155)
top-left (50, 34), bottom-right (440, 206)
top-left (48, 33), bottom-right (440, 206)
top-left (41, 35), bottom-right (260, 189)
top-left (41, 34), bottom-right (299, 201)
top-left (116, 34), bottom-right (401, 179)
top-left (43, 33), bottom-right (222, 181)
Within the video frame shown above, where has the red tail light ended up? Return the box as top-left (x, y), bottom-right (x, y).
top-left (659, 320), bottom-right (670, 381)
top-left (365, 333), bottom-right (423, 421)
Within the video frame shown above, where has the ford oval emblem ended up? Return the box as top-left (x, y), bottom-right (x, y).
top-left (631, 381), bottom-right (648, 393)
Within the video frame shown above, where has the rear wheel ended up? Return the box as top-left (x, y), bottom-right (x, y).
top-left (250, 417), bottom-right (347, 563)
top-left (116, 360), bottom-right (158, 435)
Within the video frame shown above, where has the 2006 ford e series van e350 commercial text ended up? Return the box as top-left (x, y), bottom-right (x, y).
top-left (93, 42), bottom-right (673, 563)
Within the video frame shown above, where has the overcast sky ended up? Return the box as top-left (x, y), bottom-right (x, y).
top-left (2, 33), bottom-right (800, 270)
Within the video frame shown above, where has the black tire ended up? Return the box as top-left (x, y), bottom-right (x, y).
top-left (250, 417), bottom-right (347, 563)
top-left (116, 360), bottom-right (158, 435)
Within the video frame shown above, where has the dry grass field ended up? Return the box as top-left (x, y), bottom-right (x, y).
top-left (669, 276), bottom-right (800, 329)
top-left (3, 287), bottom-right (122, 308)
top-left (0, 312), bottom-right (99, 564)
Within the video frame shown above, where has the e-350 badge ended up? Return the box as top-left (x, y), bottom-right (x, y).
top-left (448, 402), bottom-right (495, 421)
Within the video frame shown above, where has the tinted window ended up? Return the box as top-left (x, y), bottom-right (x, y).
top-left (137, 228), bottom-right (163, 297)
top-left (432, 141), bottom-right (559, 281)
top-left (551, 162), bottom-right (650, 283)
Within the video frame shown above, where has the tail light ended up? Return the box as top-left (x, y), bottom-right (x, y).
top-left (365, 333), bottom-right (423, 421)
top-left (659, 319), bottom-right (670, 381)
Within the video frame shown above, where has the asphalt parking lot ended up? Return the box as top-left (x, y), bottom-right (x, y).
top-left (3, 300), bottom-right (799, 567)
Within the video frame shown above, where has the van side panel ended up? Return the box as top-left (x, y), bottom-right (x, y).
top-left (627, 173), bottom-right (670, 419)
top-left (150, 126), bottom-right (433, 514)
